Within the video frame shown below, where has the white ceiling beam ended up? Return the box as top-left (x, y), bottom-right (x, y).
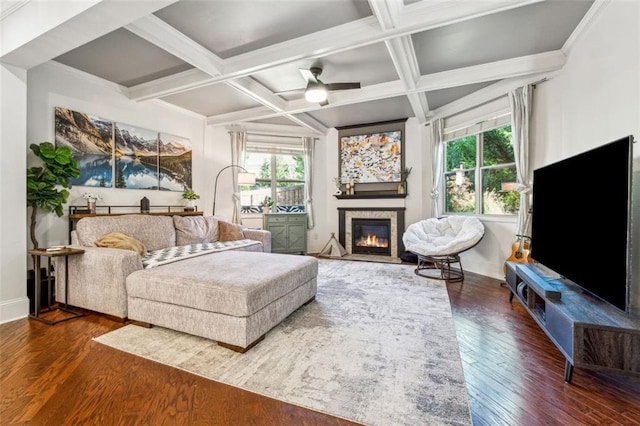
top-left (206, 50), bottom-right (565, 126)
top-left (384, 36), bottom-right (429, 124)
top-left (207, 81), bottom-right (406, 126)
top-left (124, 15), bottom-right (325, 133)
top-left (124, 14), bottom-right (225, 76)
top-left (416, 50), bottom-right (566, 91)
top-left (368, 0), bottom-right (402, 31)
top-left (0, 0), bottom-right (178, 69)
top-left (127, 0), bottom-right (544, 101)
top-left (431, 70), bottom-right (561, 120)
top-left (226, 77), bottom-right (288, 112)
top-left (128, 68), bottom-right (216, 101)
top-left (370, 0), bottom-right (429, 124)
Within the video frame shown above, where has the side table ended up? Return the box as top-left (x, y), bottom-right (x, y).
top-left (28, 247), bottom-right (85, 325)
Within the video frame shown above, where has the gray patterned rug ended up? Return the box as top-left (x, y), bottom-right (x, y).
top-left (94, 259), bottom-right (471, 425)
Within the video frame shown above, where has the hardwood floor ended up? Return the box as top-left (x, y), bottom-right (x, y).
top-left (2, 270), bottom-right (639, 425)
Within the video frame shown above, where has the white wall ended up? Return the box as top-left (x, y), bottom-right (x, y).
top-left (0, 64), bottom-right (30, 323)
top-left (531, 1), bottom-right (640, 314)
top-left (26, 62), bottom-right (207, 248)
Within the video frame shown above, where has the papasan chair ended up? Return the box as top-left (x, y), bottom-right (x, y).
top-left (403, 216), bottom-right (485, 282)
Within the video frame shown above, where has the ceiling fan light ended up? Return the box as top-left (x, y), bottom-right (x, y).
top-left (305, 82), bottom-right (327, 103)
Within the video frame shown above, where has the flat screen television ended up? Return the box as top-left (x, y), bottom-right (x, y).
top-left (530, 135), bottom-right (634, 312)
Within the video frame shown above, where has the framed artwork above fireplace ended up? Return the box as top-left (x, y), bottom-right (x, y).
top-left (337, 119), bottom-right (407, 194)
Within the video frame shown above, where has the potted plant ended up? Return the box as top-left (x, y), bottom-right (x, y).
top-left (182, 189), bottom-right (200, 211)
top-left (259, 196), bottom-right (274, 214)
top-left (26, 142), bottom-right (80, 249)
top-left (82, 192), bottom-right (102, 214)
top-left (398, 166), bottom-right (412, 194)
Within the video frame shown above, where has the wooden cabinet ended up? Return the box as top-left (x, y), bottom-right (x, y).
top-left (506, 262), bottom-right (640, 383)
top-left (263, 213), bottom-right (307, 255)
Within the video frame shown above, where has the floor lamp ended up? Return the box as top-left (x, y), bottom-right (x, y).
top-left (212, 165), bottom-right (256, 215)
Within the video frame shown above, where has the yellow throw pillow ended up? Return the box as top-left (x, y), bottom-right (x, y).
top-left (95, 232), bottom-right (147, 257)
top-left (218, 221), bottom-right (245, 242)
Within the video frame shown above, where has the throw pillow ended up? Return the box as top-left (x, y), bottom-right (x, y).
top-left (173, 215), bottom-right (220, 245)
top-left (218, 221), bottom-right (245, 242)
top-left (95, 232), bottom-right (147, 257)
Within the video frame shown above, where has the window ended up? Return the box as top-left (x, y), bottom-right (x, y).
top-left (444, 125), bottom-right (519, 215)
top-left (242, 152), bottom-right (305, 212)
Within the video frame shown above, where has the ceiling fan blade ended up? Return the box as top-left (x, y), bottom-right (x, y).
top-left (299, 68), bottom-right (317, 83)
top-left (325, 82), bottom-right (361, 91)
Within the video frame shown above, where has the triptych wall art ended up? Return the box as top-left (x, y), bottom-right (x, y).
top-left (54, 107), bottom-right (192, 191)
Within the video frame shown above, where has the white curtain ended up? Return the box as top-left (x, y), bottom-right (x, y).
top-left (508, 85), bottom-right (532, 237)
top-left (302, 136), bottom-right (315, 229)
top-left (430, 118), bottom-right (444, 218)
top-left (229, 130), bottom-right (247, 224)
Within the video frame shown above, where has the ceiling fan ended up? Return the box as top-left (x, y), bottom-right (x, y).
top-left (277, 67), bottom-right (361, 106)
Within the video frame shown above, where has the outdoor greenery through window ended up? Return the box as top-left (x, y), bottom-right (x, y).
top-left (242, 152), bottom-right (305, 211)
top-left (444, 125), bottom-right (519, 215)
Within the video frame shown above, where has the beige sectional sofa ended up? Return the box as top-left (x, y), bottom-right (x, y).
top-left (57, 214), bottom-right (318, 351)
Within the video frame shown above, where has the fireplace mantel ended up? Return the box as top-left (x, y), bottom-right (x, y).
top-left (334, 192), bottom-right (407, 199)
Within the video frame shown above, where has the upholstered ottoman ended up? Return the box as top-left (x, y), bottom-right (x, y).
top-left (126, 251), bottom-right (318, 352)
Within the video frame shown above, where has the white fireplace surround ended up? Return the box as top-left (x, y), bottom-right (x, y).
top-left (344, 210), bottom-right (401, 258)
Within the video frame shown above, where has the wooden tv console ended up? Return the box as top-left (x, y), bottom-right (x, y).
top-left (505, 262), bottom-right (640, 383)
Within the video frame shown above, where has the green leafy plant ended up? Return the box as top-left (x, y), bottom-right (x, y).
top-left (26, 142), bottom-right (80, 249)
top-left (181, 189), bottom-right (200, 200)
top-left (400, 166), bottom-right (412, 182)
top-left (260, 196), bottom-right (274, 207)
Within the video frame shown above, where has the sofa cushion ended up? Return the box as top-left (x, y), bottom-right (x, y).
top-left (173, 215), bottom-right (220, 245)
top-left (76, 215), bottom-right (176, 251)
top-left (95, 232), bottom-right (147, 257)
top-left (218, 220), bottom-right (245, 241)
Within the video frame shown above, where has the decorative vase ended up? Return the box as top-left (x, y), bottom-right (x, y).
top-left (262, 206), bottom-right (270, 214)
top-left (183, 199), bottom-right (195, 212)
top-left (397, 182), bottom-right (406, 194)
top-left (87, 199), bottom-right (96, 214)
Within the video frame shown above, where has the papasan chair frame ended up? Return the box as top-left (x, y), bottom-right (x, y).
top-left (402, 216), bottom-right (485, 282)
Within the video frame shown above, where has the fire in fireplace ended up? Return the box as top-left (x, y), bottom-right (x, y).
top-left (352, 218), bottom-right (391, 255)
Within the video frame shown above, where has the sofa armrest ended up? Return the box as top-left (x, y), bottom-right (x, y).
top-left (55, 246), bottom-right (143, 319)
top-left (242, 228), bottom-right (271, 253)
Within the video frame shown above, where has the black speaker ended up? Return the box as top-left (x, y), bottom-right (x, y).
top-left (27, 268), bottom-right (55, 312)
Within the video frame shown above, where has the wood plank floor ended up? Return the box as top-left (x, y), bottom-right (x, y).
top-left (1, 270), bottom-right (639, 425)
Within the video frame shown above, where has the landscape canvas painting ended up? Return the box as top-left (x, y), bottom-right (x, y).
top-left (114, 123), bottom-right (159, 189)
top-left (54, 107), bottom-right (113, 187)
top-left (340, 131), bottom-right (402, 183)
top-left (158, 132), bottom-right (192, 191)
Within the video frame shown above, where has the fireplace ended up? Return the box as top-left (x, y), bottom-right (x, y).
top-left (352, 218), bottom-right (391, 255)
top-left (338, 207), bottom-right (405, 259)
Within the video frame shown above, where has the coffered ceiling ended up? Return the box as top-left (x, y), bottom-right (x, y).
top-left (2, 0), bottom-right (596, 134)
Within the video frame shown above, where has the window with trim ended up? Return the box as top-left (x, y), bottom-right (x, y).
top-left (444, 125), bottom-right (519, 215)
top-left (241, 152), bottom-right (305, 213)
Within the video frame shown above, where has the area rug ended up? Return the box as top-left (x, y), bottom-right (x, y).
top-left (94, 259), bottom-right (471, 426)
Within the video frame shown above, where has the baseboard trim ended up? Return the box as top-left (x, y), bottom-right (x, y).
top-left (0, 296), bottom-right (30, 324)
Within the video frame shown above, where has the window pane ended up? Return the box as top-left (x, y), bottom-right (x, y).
top-left (483, 126), bottom-right (513, 166)
top-left (445, 170), bottom-right (475, 213)
top-left (243, 153), bottom-right (271, 208)
top-left (446, 136), bottom-right (476, 171)
top-left (482, 167), bottom-right (519, 214)
top-left (276, 155), bottom-right (305, 207)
